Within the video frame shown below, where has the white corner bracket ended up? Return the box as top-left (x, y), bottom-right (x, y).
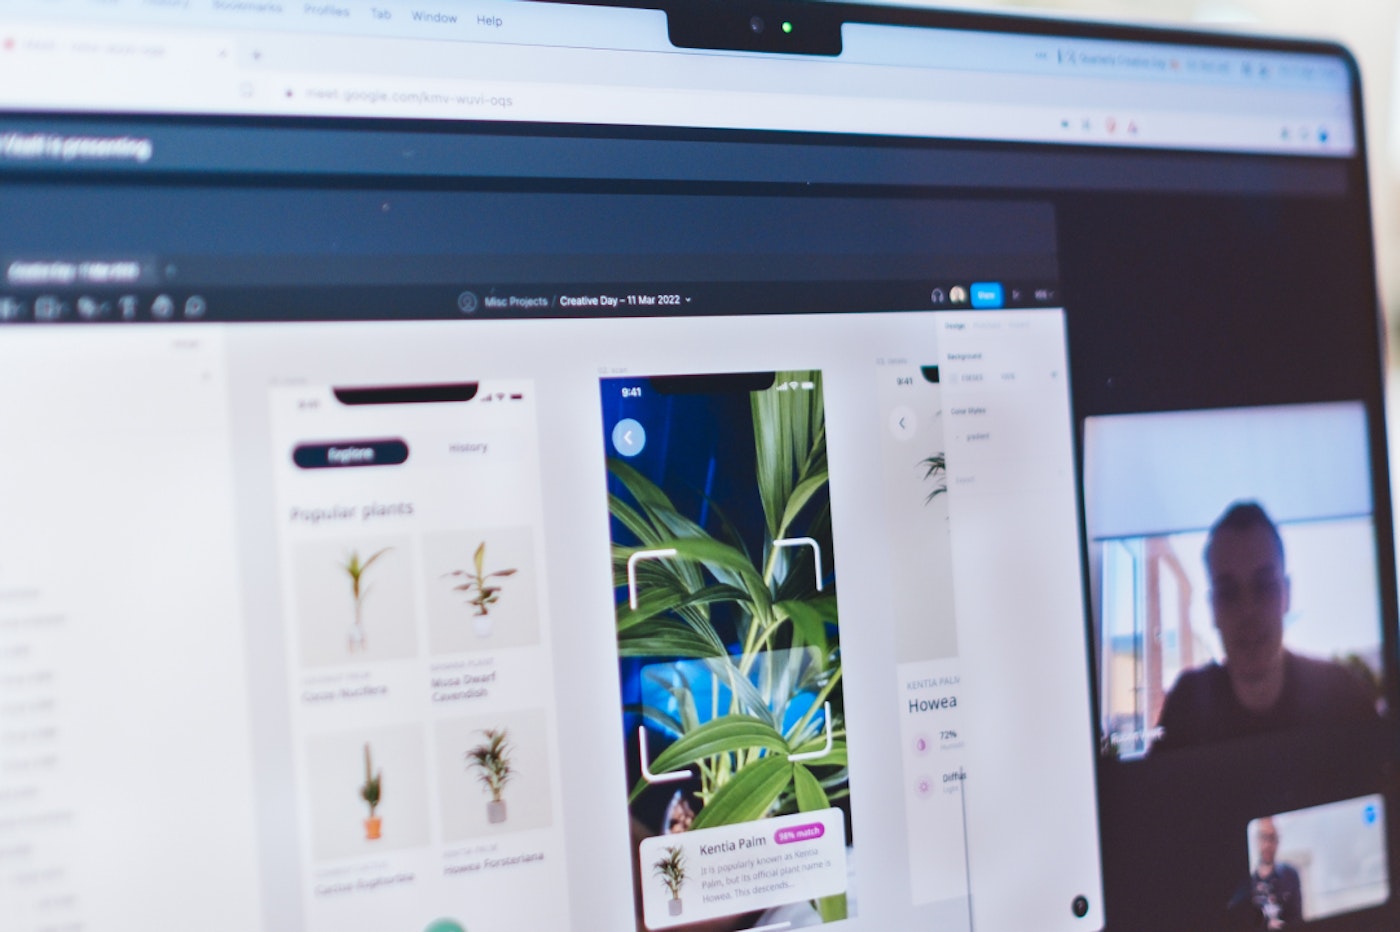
top-left (627, 548), bottom-right (679, 610)
top-left (786, 702), bottom-right (834, 763)
top-left (773, 537), bottom-right (824, 590)
top-left (639, 726), bottom-right (694, 784)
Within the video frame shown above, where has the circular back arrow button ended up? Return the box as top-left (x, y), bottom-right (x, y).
top-left (612, 418), bottom-right (646, 457)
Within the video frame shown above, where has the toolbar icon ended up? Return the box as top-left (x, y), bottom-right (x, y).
top-left (152, 294), bottom-right (175, 320)
top-left (77, 296), bottom-right (104, 320)
top-left (35, 295), bottom-right (64, 321)
top-left (0, 297), bottom-right (24, 321)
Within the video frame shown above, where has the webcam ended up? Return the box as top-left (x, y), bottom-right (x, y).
top-left (666, 0), bottom-right (843, 55)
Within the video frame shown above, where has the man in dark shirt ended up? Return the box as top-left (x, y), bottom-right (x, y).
top-left (1153, 501), bottom-right (1377, 751)
top-left (1249, 817), bottom-right (1303, 928)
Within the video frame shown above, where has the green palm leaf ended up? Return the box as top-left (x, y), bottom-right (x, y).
top-left (629, 714), bottom-right (790, 802)
top-left (776, 469), bottom-right (830, 541)
top-left (774, 600), bottom-right (830, 658)
top-left (792, 763), bottom-right (830, 813)
top-left (608, 457), bottom-right (683, 521)
top-left (617, 584), bottom-right (751, 633)
top-left (690, 755), bottom-right (793, 829)
top-left (609, 494), bottom-right (665, 547)
top-left (618, 538), bottom-right (772, 615)
top-left (789, 737), bottom-right (847, 768)
top-left (618, 622), bottom-right (726, 659)
top-left (704, 656), bottom-right (783, 732)
top-left (630, 702), bottom-right (682, 736)
top-left (752, 372), bottom-right (821, 540)
top-left (818, 894), bottom-right (848, 922)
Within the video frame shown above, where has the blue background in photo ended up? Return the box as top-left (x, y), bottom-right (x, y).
top-left (602, 378), bottom-right (770, 739)
top-left (601, 377), bottom-right (768, 556)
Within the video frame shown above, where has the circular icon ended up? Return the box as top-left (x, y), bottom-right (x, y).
top-left (612, 418), bottom-right (646, 457)
top-left (889, 405), bottom-right (917, 441)
top-left (424, 921), bottom-right (466, 932)
top-left (184, 295), bottom-right (207, 319)
top-left (915, 776), bottom-right (933, 798)
top-left (1072, 895), bottom-right (1090, 919)
top-left (913, 735), bottom-right (930, 755)
top-left (457, 291), bottom-right (479, 314)
top-left (151, 294), bottom-right (175, 319)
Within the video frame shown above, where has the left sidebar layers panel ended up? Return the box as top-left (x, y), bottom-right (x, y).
top-left (0, 328), bottom-right (264, 931)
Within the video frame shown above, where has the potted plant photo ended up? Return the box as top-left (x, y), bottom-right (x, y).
top-left (444, 541), bottom-right (517, 638)
top-left (653, 845), bottom-right (687, 916)
top-left (340, 547), bottom-right (391, 652)
top-left (360, 742), bottom-right (383, 840)
top-left (465, 728), bottom-right (513, 824)
top-left (920, 452), bottom-right (947, 503)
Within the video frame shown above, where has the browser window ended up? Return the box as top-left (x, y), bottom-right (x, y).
top-left (0, 2), bottom-right (1393, 931)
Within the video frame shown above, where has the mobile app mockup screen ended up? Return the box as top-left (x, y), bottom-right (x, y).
top-left (267, 380), bottom-right (569, 932)
top-left (599, 371), bottom-right (853, 930)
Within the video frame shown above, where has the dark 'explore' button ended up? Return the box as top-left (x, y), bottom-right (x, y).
top-left (293, 439), bottom-right (409, 469)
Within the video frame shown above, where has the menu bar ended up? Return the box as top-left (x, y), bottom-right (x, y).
top-left (3, 0), bottom-right (669, 52)
top-left (0, 280), bottom-right (1065, 324)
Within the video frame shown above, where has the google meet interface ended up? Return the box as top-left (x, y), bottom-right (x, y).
top-left (0, 2), bottom-right (1393, 931)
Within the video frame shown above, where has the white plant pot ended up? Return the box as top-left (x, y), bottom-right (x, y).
top-left (668, 898), bottom-right (683, 916)
top-left (473, 616), bottom-right (494, 639)
top-left (487, 799), bottom-right (507, 824)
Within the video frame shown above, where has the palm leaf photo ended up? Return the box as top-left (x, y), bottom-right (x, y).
top-left (604, 370), bottom-right (849, 924)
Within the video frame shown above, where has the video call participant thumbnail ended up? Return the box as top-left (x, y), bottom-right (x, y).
top-left (1247, 817), bottom-right (1304, 929)
top-left (1153, 501), bottom-right (1378, 751)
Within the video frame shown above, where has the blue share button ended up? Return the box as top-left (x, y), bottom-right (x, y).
top-left (970, 282), bottom-right (1004, 309)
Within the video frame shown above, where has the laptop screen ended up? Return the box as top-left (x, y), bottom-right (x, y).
top-left (0, 2), bottom-right (1390, 930)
